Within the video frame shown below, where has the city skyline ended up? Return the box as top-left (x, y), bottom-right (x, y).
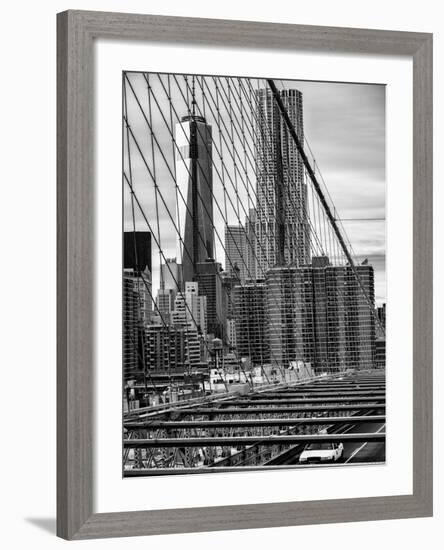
top-left (122, 72), bottom-right (386, 473)
top-left (123, 75), bottom-right (384, 378)
top-left (124, 75), bottom-right (385, 304)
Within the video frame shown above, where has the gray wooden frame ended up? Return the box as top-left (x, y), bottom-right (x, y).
top-left (57, 9), bottom-right (433, 540)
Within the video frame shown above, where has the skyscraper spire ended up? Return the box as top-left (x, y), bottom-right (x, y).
top-left (175, 109), bottom-right (214, 284)
top-left (191, 75), bottom-right (196, 117)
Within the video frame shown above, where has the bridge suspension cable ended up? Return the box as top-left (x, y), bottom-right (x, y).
top-left (122, 71), bottom-right (385, 418)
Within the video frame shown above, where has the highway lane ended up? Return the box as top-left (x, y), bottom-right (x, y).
top-left (265, 416), bottom-right (385, 466)
top-left (124, 371), bottom-right (386, 472)
top-left (342, 420), bottom-right (386, 463)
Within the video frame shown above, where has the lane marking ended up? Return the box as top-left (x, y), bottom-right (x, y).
top-left (340, 424), bottom-right (357, 435)
top-left (344, 423), bottom-right (386, 463)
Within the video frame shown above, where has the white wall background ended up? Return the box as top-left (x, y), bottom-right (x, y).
top-left (0, 0), bottom-right (441, 548)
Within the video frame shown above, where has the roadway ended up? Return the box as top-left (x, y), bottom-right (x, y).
top-left (341, 419), bottom-right (386, 464)
top-left (264, 411), bottom-right (385, 466)
top-left (124, 370), bottom-right (386, 471)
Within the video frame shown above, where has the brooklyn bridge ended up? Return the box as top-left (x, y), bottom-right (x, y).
top-left (122, 72), bottom-right (386, 473)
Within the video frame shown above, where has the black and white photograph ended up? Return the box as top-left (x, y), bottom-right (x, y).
top-left (122, 72), bottom-right (386, 475)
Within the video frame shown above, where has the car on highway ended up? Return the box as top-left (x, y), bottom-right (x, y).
top-left (299, 441), bottom-right (344, 464)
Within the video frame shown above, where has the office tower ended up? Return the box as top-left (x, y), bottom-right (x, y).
top-left (160, 258), bottom-right (182, 293)
top-left (225, 225), bottom-right (247, 283)
top-left (124, 231), bottom-right (151, 274)
top-left (123, 231), bottom-right (153, 324)
top-left (155, 288), bottom-right (175, 324)
top-left (245, 208), bottom-right (258, 281)
top-left (184, 282), bottom-right (207, 336)
top-left (233, 282), bottom-right (270, 366)
top-left (172, 282), bottom-right (207, 336)
top-left (175, 114), bottom-right (214, 284)
top-left (221, 269), bottom-right (240, 319)
top-left (254, 88), bottom-right (310, 272)
top-left (171, 282), bottom-right (207, 367)
top-left (157, 258), bottom-right (183, 324)
top-left (195, 259), bottom-right (224, 338)
top-left (220, 270), bottom-right (240, 350)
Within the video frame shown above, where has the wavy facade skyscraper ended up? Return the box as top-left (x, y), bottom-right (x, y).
top-left (254, 88), bottom-right (310, 274)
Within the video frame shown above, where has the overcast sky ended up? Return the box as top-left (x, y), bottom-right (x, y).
top-left (288, 80), bottom-right (386, 303)
top-left (124, 73), bottom-right (386, 305)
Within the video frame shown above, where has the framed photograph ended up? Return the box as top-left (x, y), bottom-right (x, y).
top-left (57, 10), bottom-right (433, 539)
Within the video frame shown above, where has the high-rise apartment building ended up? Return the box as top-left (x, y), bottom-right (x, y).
top-left (254, 88), bottom-right (310, 273)
top-left (310, 261), bottom-right (374, 371)
top-left (342, 263), bottom-right (376, 370)
top-left (375, 302), bottom-right (386, 367)
top-left (123, 268), bottom-right (152, 325)
top-left (145, 325), bottom-right (195, 371)
top-left (376, 303), bottom-right (386, 326)
top-left (375, 338), bottom-right (386, 368)
top-left (264, 257), bottom-right (376, 372)
top-left (233, 282), bottom-right (270, 366)
top-left (123, 267), bottom-right (155, 380)
top-left (266, 266), bottom-right (314, 369)
top-left (376, 303), bottom-right (386, 337)
top-left (123, 276), bottom-right (140, 378)
top-left (175, 115), bottom-right (214, 284)
top-left (123, 231), bottom-right (153, 381)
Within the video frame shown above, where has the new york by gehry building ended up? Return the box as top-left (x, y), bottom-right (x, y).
top-left (253, 87), bottom-right (310, 275)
